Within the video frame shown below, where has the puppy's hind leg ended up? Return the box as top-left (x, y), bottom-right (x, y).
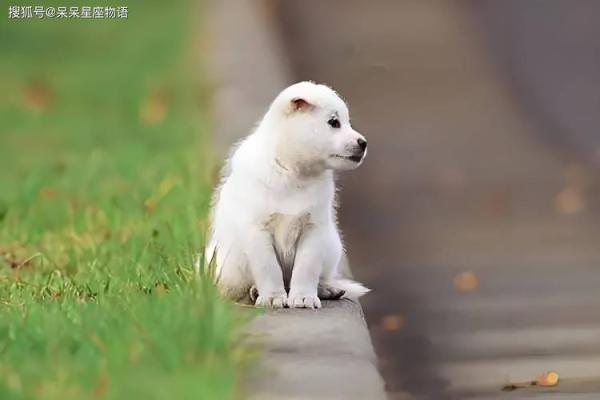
top-left (318, 235), bottom-right (346, 300)
top-left (317, 283), bottom-right (345, 300)
top-left (213, 242), bottom-right (254, 303)
top-left (317, 229), bottom-right (370, 300)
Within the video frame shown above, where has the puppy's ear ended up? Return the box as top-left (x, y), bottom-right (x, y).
top-left (290, 97), bottom-right (313, 112)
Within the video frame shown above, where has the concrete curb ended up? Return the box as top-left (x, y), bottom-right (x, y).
top-left (247, 300), bottom-right (387, 400)
top-left (205, 1), bottom-right (387, 399)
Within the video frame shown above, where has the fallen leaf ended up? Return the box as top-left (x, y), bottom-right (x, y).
top-left (91, 372), bottom-right (109, 398)
top-left (502, 371), bottom-right (559, 391)
top-left (22, 81), bottom-right (53, 112)
top-left (139, 90), bottom-right (169, 125)
top-left (381, 314), bottom-right (405, 331)
top-left (537, 371), bottom-right (559, 387)
top-left (453, 271), bottom-right (479, 292)
top-left (555, 187), bottom-right (585, 215)
top-left (143, 175), bottom-right (179, 213)
top-left (39, 186), bottom-right (57, 200)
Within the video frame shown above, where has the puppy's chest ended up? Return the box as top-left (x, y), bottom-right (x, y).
top-left (264, 175), bottom-right (333, 213)
top-left (264, 212), bottom-right (314, 275)
top-left (267, 188), bottom-right (319, 216)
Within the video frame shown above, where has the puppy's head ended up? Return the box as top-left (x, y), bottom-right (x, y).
top-left (269, 81), bottom-right (367, 172)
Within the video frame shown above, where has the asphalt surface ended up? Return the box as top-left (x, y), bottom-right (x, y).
top-left (278, 1), bottom-right (600, 399)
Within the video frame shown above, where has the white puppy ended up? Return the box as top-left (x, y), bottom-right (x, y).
top-left (206, 81), bottom-right (369, 309)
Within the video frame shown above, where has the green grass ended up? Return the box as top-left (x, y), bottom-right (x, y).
top-left (0, 1), bottom-right (252, 399)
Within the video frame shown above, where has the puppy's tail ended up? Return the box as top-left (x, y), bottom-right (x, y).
top-left (329, 277), bottom-right (371, 299)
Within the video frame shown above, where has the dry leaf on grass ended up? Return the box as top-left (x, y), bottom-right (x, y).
top-left (22, 81), bottom-right (53, 112)
top-left (139, 90), bottom-right (169, 125)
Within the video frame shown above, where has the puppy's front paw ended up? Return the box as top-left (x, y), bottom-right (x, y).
top-left (255, 292), bottom-right (287, 308)
top-left (288, 293), bottom-right (321, 309)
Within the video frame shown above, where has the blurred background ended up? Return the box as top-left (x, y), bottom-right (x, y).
top-left (273, 1), bottom-right (600, 399)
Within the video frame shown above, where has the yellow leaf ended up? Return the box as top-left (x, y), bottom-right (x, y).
top-left (453, 271), bottom-right (479, 292)
top-left (537, 371), bottom-right (559, 387)
top-left (381, 314), bottom-right (405, 331)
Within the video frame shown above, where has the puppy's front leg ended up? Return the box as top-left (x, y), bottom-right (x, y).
top-left (244, 227), bottom-right (287, 308)
top-left (288, 228), bottom-right (339, 309)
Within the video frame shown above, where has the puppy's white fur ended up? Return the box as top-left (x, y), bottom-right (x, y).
top-left (207, 81), bottom-right (369, 309)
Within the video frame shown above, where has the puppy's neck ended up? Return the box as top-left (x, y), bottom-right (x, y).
top-left (272, 138), bottom-right (328, 180)
top-left (258, 116), bottom-right (328, 181)
top-left (274, 155), bottom-right (327, 181)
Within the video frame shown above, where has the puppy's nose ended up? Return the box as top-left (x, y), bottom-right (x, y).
top-left (357, 138), bottom-right (367, 151)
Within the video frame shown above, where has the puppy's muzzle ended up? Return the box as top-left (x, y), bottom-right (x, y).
top-left (357, 138), bottom-right (367, 151)
top-left (349, 138), bottom-right (367, 162)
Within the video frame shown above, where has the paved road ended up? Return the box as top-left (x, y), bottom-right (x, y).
top-left (278, 1), bottom-right (600, 399)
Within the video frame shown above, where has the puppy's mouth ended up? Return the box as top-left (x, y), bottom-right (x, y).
top-left (331, 154), bottom-right (363, 163)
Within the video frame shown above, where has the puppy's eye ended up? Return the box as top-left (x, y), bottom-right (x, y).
top-left (327, 117), bottom-right (341, 129)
